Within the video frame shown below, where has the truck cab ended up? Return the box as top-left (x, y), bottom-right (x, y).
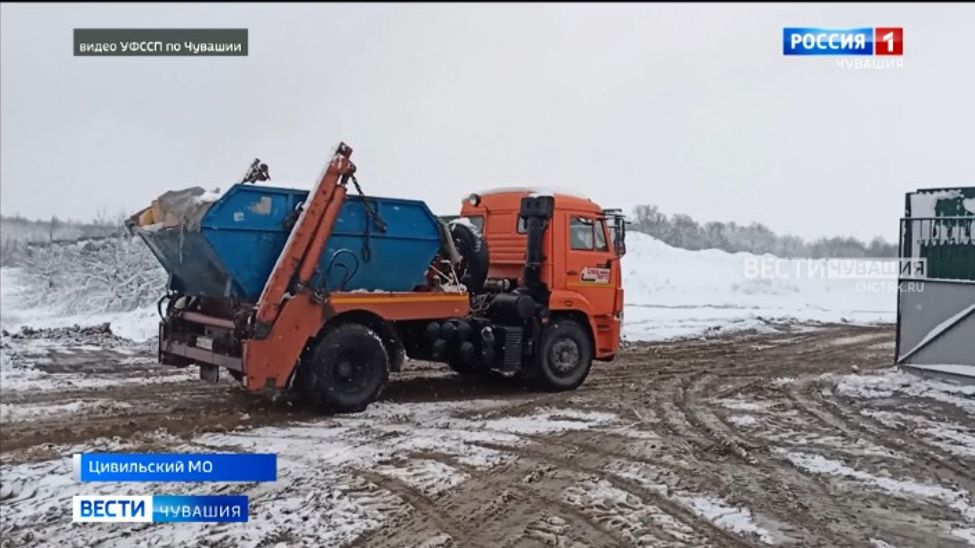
top-left (460, 189), bottom-right (626, 361)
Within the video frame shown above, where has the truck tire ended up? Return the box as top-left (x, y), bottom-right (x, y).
top-left (449, 221), bottom-right (489, 293)
top-left (303, 324), bottom-right (389, 413)
top-left (534, 319), bottom-right (593, 391)
top-left (385, 336), bottom-right (406, 373)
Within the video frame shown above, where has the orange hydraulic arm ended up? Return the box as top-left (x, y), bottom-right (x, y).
top-left (173, 141), bottom-right (471, 394)
top-left (252, 143), bottom-right (356, 338)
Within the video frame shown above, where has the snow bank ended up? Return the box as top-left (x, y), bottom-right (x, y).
top-left (620, 232), bottom-right (895, 340)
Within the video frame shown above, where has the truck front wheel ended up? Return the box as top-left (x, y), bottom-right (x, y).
top-left (302, 324), bottom-right (389, 413)
top-left (535, 319), bottom-right (593, 391)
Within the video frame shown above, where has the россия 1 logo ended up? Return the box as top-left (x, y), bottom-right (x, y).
top-left (783, 27), bottom-right (903, 56)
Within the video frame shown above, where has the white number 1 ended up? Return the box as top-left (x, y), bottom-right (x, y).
top-left (882, 31), bottom-right (895, 53)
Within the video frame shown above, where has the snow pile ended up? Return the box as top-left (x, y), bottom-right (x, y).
top-left (620, 232), bottom-right (895, 340)
top-left (1, 231), bottom-right (165, 342)
top-left (1, 268), bottom-right (160, 342)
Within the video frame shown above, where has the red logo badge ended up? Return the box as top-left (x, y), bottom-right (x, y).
top-left (874, 28), bottom-right (903, 55)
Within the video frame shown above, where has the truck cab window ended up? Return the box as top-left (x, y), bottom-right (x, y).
top-left (570, 217), bottom-right (595, 250)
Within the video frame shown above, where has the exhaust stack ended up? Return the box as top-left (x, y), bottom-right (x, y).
top-left (518, 194), bottom-right (554, 301)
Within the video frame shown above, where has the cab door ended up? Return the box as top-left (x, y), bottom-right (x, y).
top-left (564, 214), bottom-right (617, 318)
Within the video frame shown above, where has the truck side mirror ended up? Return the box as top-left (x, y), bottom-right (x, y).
top-left (602, 209), bottom-right (627, 257)
top-left (615, 237), bottom-right (626, 257)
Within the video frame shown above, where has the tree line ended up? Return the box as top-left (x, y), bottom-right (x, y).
top-left (631, 205), bottom-right (898, 258)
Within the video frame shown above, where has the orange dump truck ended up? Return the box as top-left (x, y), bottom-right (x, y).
top-left (131, 143), bottom-right (626, 412)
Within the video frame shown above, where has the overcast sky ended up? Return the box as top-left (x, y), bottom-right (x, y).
top-left (2, 3), bottom-right (972, 241)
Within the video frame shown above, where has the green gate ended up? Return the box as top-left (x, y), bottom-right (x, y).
top-left (896, 187), bottom-right (975, 376)
top-left (901, 187), bottom-right (975, 281)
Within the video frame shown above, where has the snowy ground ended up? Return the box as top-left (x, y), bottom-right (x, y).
top-left (2, 325), bottom-right (973, 547)
top-left (4, 236), bottom-right (971, 547)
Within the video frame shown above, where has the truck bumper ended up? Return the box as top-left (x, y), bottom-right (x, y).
top-left (158, 318), bottom-right (245, 373)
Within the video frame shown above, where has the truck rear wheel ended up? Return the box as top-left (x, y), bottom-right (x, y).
top-left (534, 319), bottom-right (593, 391)
top-left (302, 323), bottom-right (389, 413)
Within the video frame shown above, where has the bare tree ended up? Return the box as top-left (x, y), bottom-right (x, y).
top-left (630, 204), bottom-right (898, 258)
top-left (15, 233), bottom-right (167, 314)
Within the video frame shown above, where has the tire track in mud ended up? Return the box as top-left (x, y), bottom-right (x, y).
top-left (598, 327), bottom-right (857, 381)
top-left (0, 379), bottom-right (211, 405)
top-left (0, 394), bottom-right (316, 456)
top-left (590, 328), bottom-right (898, 545)
top-left (677, 372), bottom-right (759, 464)
top-left (785, 379), bottom-right (975, 489)
top-left (522, 429), bottom-right (858, 547)
top-left (827, 395), bottom-right (975, 474)
top-left (663, 329), bottom-right (971, 546)
top-left (641, 375), bottom-right (718, 457)
top-left (591, 327), bottom-right (888, 425)
top-left (353, 471), bottom-right (468, 548)
top-left (473, 440), bottom-right (752, 548)
top-left (617, 332), bottom-right (890, 504)
top-left (421, 452), bottom-right (625, 548)
top-left (352, 455), bottom-right (628, 548)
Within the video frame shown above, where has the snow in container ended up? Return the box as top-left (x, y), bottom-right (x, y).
top-left (130, 184), bottom-right (442, 300)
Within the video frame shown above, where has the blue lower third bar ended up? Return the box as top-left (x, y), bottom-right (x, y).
top-left (75, 453), bottom-right (277, 482)
top-left (72, 495), bottom-right (248, 522)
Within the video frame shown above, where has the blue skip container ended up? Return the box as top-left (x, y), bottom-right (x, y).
top-left (134, 184), bottom-right (442, 300)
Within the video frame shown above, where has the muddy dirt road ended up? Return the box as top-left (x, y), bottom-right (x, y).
top-left (1, 323), bottom-right (973, 547)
